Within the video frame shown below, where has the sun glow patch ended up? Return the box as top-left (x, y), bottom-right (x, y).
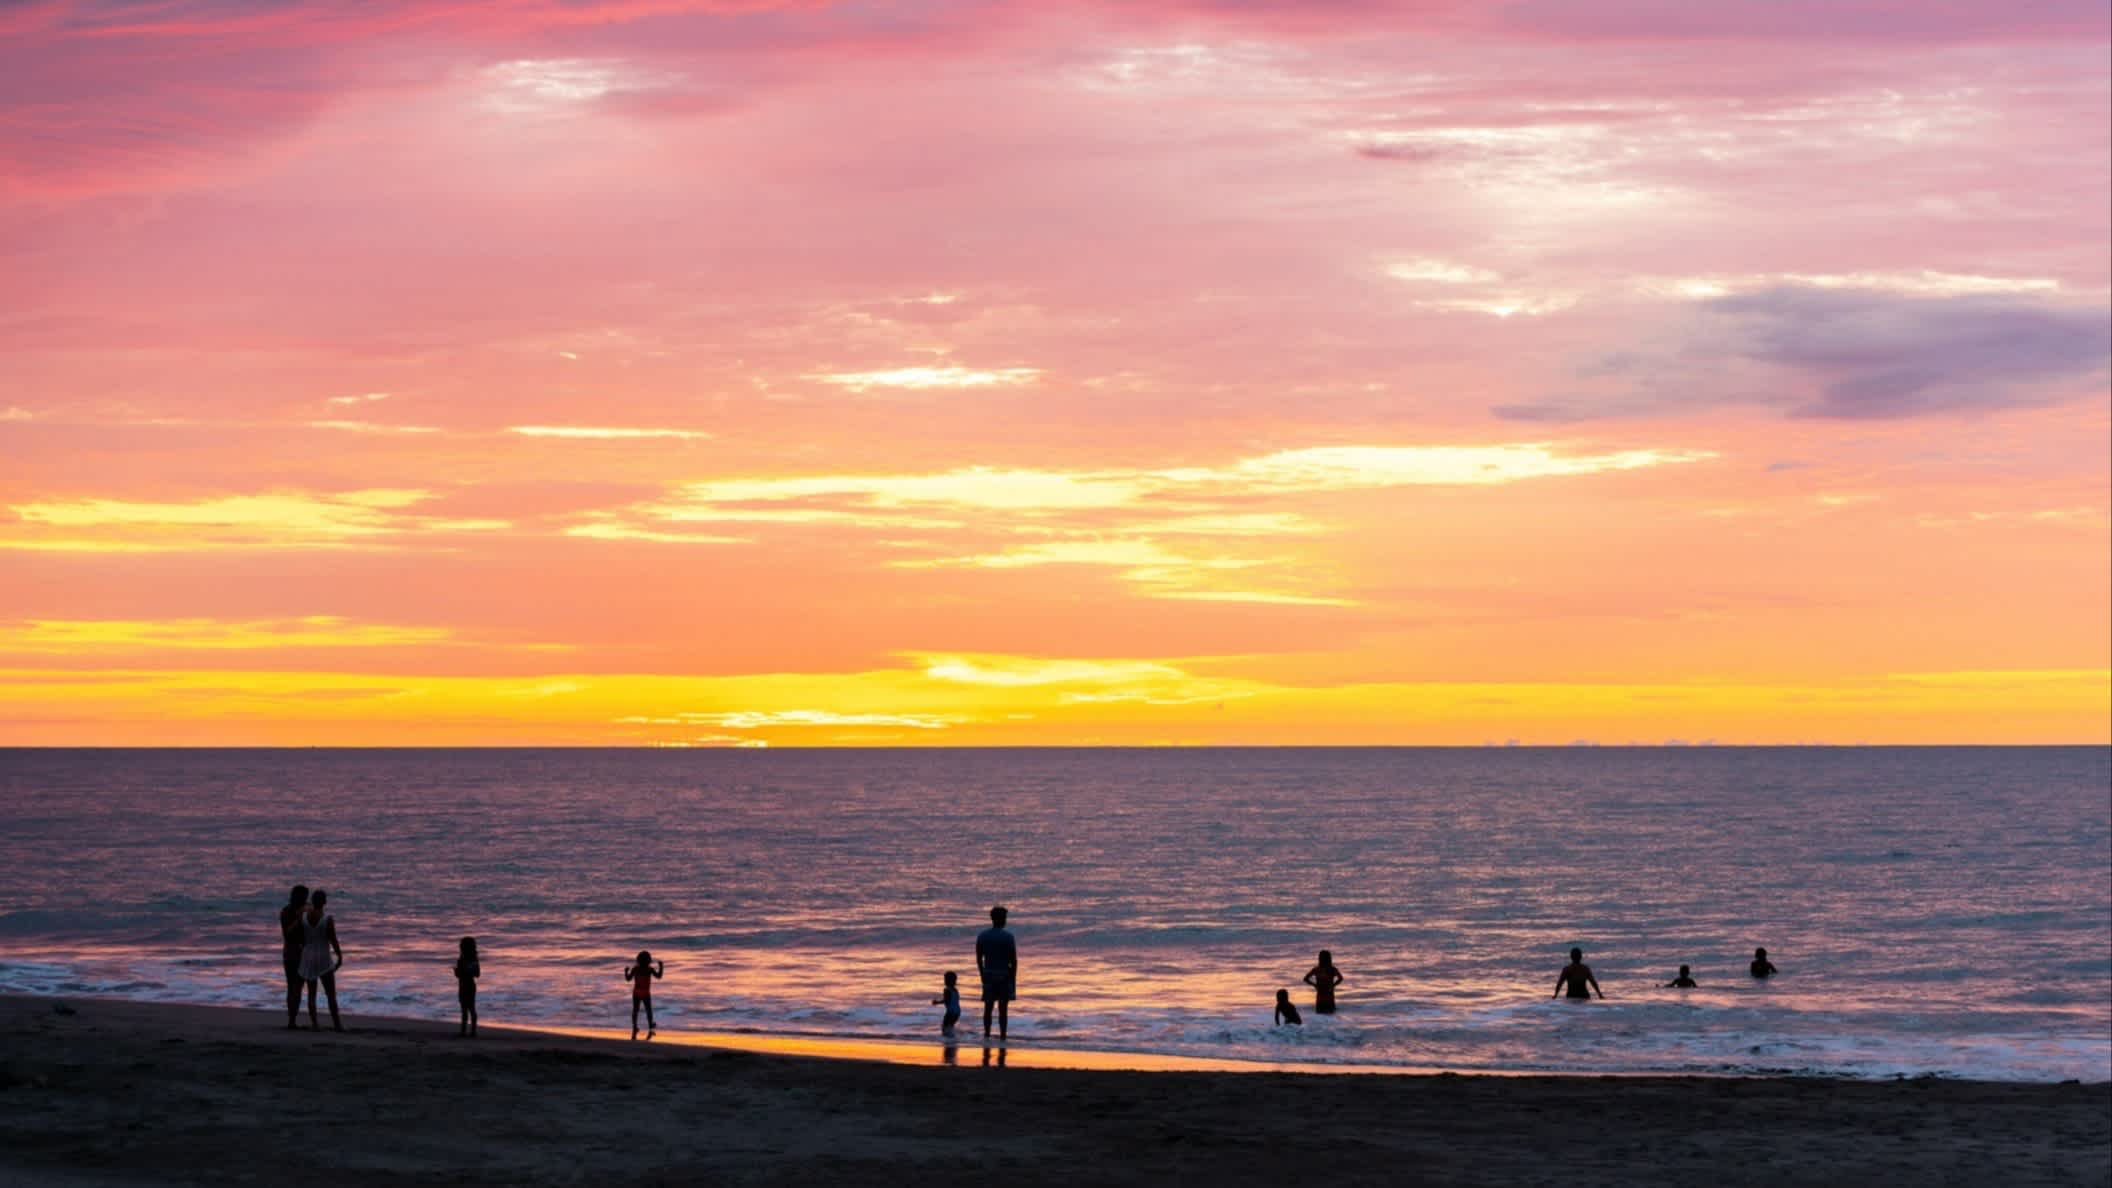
top-left (1384, 258), bottom-right (1503, 285)
top-left (507, 425), bottom-right (713, 440)
top-left (808, 366), bottom-right (1041, 391)
top-left (688, 710), bottom-right (962, 730)
top-left (917, 656), bottom-right (1188, 687)
top-left (306, 420), bottom-right (441, 434)
top-left (479, 59), bottom-right (676, 113)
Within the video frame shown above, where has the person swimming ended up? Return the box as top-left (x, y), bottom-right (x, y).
top-left (1553, 947), bottom-right (1603, 1000)
top-left (1664, 964), bottom-right (1697, 989)
top-left (1750, 947), bottom-right (1778, 979)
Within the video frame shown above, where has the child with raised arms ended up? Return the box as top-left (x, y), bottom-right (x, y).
top-left (625, 950), bottom-right (664, 1039)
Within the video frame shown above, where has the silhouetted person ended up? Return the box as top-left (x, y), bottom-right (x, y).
top-left (278, 884), bottom-right (309, 1029)
top-left (1303, 950), bottom-right (1344, 1014)
top-left (624, 950), bottom-right (663, 1038)
top-left (297, 889), bottom-right (344, 1030)
top-left (1275, 988), bottom-right (1303, 1026)
top-left (1750, 947), bottom-right (1778, 979)
top-left (455, 937), bottom-right (480, 1037)
top-left (1554, 947), bottom-right (1603, 1000)
top-left (932, 970), bottom-right (962, 1035)
top-left (976, 906), bottom-right (1017, 1039)
top-left (1665, 964), bottom-right (1698, 989)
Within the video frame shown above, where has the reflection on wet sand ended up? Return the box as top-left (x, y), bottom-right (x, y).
top-left (517, 1023), bottom-right (1442, 1075)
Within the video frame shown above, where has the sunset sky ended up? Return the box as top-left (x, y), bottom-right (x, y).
top-left (2, 0), bottom-right (2107, 746)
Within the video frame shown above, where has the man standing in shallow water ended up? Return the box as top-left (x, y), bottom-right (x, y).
top-left (1554, 947), bottom-right (1604, 1000)
top-left (975, 906), bottom-right (1017, 1040)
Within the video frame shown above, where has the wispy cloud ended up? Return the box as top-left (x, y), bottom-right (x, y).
top-left (657, 709), bottom-right (963, 729)
top-left (1211, 445), bottom-right (1712, 490)
top-left (915, 652), bottom-right (1260, 705)
top-left (571, 442), bottom-right (1708, 602)
top-left (1, 491), bottom-right (510, 552)
top-left (1640, 271), bottom-right (2074, 300)
top-left (507, 425), bottom-right (714, 440)
top-left (1382, 257), bottom-right (1580, 318)
top-left (564, 522), bottom-right (748, 545)
top-left (918, 655), bottom-right (1189, 687)
top-left (643, 443), bottom-right (1708, 517)
top-left (306, 420), bottom-right (442, 435)
top-left (0, 616), bottom-right (455, 652)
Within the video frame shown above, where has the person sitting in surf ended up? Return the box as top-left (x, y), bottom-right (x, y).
top-left (1750, 947), bottom-right (1778, 979)
top-left (1664, 964), bottom-right (1698, 989)
top-left (1274, 988), bottom-right (1303, 1026)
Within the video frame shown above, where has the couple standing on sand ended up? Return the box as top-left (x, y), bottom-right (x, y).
top-left (278, 885), bottom-right (345, 1031)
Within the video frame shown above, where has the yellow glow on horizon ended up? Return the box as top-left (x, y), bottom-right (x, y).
top-left (0, 663), bottom-right (2100, 747)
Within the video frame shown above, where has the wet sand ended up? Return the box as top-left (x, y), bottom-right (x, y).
top-left (2, 995), bottom-right (2105, 1186)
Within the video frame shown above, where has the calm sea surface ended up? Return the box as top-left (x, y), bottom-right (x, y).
top-left (1, 747), bottom-right (2105, 1081)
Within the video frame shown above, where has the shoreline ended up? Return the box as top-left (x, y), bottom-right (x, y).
top-left (13, 992), bottom-right (2110, 1084)
top-left (23, 994), bottom-right (2102, 1083)
top-left (5, 994), bottom-right (2107, 1186)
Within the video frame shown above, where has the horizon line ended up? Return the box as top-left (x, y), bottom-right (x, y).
top-left (3, 742), bottom-right (2106, 751)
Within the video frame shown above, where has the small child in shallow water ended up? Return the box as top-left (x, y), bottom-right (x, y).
top-left (1664, 964), bottom-right (1697, 989)
top-left (1274, 988), bottom-right (1303, 1026)
top-left (932, 971), bottom-right (962, 1035)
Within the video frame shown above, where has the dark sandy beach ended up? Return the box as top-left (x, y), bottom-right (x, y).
top-left (2, 995), bottom-right (2105, 1187)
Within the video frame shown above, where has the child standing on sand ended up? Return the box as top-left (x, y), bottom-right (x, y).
top-left (1274, 988), bottom-right (1303, 1026)
top-left (932, 970), bottom-right (962, 1035)
top-left (454, 937), bottom-right (480, 1037)
top-left (625, 950), bottom-right (664, 1039)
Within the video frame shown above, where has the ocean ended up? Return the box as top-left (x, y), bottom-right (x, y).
top-left (1, 747), bottom-right (2105, 1081)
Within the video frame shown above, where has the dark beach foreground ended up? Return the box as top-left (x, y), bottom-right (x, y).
top-left (2, 996), bottom-right (2105, 1187)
